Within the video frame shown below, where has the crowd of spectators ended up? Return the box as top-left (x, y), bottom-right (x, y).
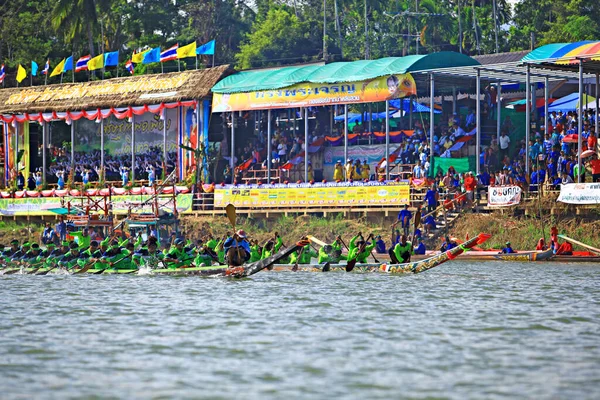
top-left (40, 145), bottom-right (177, 187)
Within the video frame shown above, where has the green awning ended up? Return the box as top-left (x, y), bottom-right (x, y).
top-left (212, 52), bottom-right (479, 94)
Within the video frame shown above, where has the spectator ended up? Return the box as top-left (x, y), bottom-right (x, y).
top-left (17, 172), bottom-right (25, 190)
top-left (498, 131), bottom-right (510, 163)
top-left (55, 217), bottom-right (67, 242)
top-left (27, 173), bottom-right (36, 191)
top-left (41, 223), bottom-right (55, 244)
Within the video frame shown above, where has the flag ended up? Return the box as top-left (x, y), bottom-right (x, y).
top-left (64, 56), bottom-right (73, 72)
top-left (142, 47), bottom-right (161, 64)
top-left (75, 55), bottom-right (91, 72)
top-left (196, 40), bottom-right (215, 55)
top-left (132, 48), bottom-right (150, 64)
top-left (237, 158), bottom-right (254, 172)
top-left (125, 60), bottom-right (134, 75)
top-left (31, 61), bottom-right (39, 76)
top-left (88, 54), bottom-right (104, 71)
top-left (0, 65), bottom-right (5, 83)
top-left (104, 51), bottom-right (119, 67)
top-left (50, 59), bottom-right (66, 77)
top-left (16, 64), bottom-right (27, 83)
top-left (42, 60), bottom-right (50, 75)
top-left (160, 44), bottom-right (178, 62)
top-left (177, 41), bottom-right (196, 59)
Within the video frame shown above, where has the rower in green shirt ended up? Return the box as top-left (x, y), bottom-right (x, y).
top-left (347, 233), bottom-right (376, 263)
top-left (164, 238), bottom-right (192, 268)
top-left (290, 244), bottom-right (318, 264)
top-left (134, 238), bottom-right (165, 269)
top-left (70, 228), bottom-right (91, 249)
top-left (249, 240), bottom-right (262, 263)
top-left (205, 235), bottom-right (218, 251)
top-left (390, 234), bottom-right (412, 264)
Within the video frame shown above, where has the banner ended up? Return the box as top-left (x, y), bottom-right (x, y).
top-left (6, 121), bottom-right (30, 181)
top-left (74, 111), bottom-right (178, 156)
top-left (558, 183), bottom-right (600, 204)
top-left (214, 182), bottom-right (410, 207)
top-left (212, 74), bottom-right (416, 112)
top-left (0, 194), bottom-right (194, 216)
top-left (488, 185), bottom-right (522, 207)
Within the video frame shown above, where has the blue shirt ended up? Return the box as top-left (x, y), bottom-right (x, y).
top-left (414, 242), bottom-right (426, 255)
top-left (375, 239), bottom-right (386, 254)
top-left (398, 210), bottom-right (412, 227)
top-left (424, 189), bottom-right (437, 206)
top-left (223, 237), bottom-right (251, 255)
top-left (502, 247), bottom-right (515, 254)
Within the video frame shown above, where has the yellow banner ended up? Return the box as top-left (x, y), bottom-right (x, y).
top-left (214, 184), bottom-right (410, 208)
top-left (212, 73), bottom-right (416, 112)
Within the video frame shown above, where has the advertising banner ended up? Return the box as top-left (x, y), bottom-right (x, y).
top-left (487, 185), bottom-right (522, 207)
top-left (212, 74), bottom-right (417, 112)
top-left (214, 182), bottom-right (410, 208)
top-left (0, 194), bottom-right (194, 216)
top-left (558, 183), bottom-right (600, 204)
top-left (5, 121), bottom-right (30, 181)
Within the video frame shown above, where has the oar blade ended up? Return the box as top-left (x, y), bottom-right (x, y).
top-left (225, 204), bottom-right (237, 230)
top-left (346, 259), bottom-right (357, 272)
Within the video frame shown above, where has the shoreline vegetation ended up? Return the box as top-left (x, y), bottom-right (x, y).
top-left (3, 210), bottom-right (599, 253)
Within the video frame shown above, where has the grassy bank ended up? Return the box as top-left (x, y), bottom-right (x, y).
top-left (5, 210), bottom-right (600, 253)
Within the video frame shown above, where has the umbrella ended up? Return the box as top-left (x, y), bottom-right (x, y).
top-left (562, 134), bottom-right (579, 143)
top-left (581, 149), bottom-right (596, 158)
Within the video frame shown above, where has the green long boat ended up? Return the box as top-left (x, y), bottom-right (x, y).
top-left (3, 233), bottom-right (490, 276)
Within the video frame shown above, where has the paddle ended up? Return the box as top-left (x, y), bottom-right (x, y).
top-left (225, 203), bottom-right (247, 267)
top-left (558, 234), bottom-right (600, 255)
top-left (410, 205), bottom-right (422, 253)
top-left (93, 251), bottom-right (136, 274)
top-left (292, 245), bottom-right (305, 272)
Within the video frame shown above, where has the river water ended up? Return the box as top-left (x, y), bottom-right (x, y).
top-left (1, 261), bottom-right (600, 399)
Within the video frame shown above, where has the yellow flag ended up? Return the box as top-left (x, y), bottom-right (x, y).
top-left (16, 64), bottom-right (27, 83)
top-left (88, 53), bottom-right (104, 71)
top-left (132, 48), bottom-right (150, 64)
top-left (50, 59), bottom-right (66, 77)
top-left (177, 41), bottom-right (196, 59)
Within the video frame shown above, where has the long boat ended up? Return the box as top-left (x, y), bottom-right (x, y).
top-left (5, 233), bottom-right (491, 276)
top-left (0, 239), bottom-right (311, 278)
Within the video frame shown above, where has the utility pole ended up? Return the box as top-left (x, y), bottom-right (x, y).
top-left (472, 0), bottom-right (480, 55)
top-left (323, 0), bottom-right (328, 61)
top-left (334, 0), bottom-right (343, 58)
top-left (492, 0), bottom-right (499, 53)
top-left (458, 0), bottom-right (462, 54)
top-left (364, 0), bottom-right (369, 60)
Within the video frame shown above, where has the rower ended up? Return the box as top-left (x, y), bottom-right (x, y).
top-left (224, 230), bottom-right (251, 267)
top-left (440, 236), bottom-right (457, 252)
top-left (164, 238), bottom-right (191, 268)
top-left (500, 242), bottom-right (515, 254)
top-left (413, 237), bottom-right (426, 255)
top-left (205, 234), bottom-right (218, 251)
top-left (3, 240), bottom-right (20, 260)
top-left (390, 234), bottom-right (412, 264)
top-left (249, 239), bottom-right (262, 263)
top-left (289, 243), bottom-right (318, 265)
top-left (347, 233), bottom-right (376, 264)
top-left (40, 243), bottom-right (56, 257)
top-left (22, 243), bottom-right (42, 261)
top-left (11, 242), bottom-right (30, 261)
top-left (59, 242), bottom-right (90, 269)
top-left (374, 235), bottom-right (386, 254)
top-left (71, 228), bottom-right (91, 249)
top-left (135, 237), bottom-right (165, 269)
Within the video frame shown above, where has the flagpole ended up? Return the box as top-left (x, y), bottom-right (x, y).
top-left (195, 55), bottom-right (198, 70)
top-left (161, 62), bottom-right (164, 74)
top-left (212, 40), bottom-right (215, 67)
top-left (44, 71), bottom-right (47, 86)
top-left (178, 60), bottom-right (180, 72)
top-left (60, 72), bottom-right (63, 84)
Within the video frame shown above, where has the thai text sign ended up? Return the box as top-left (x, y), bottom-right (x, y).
top-left (212, 74), bottom-right (416, 112)
top-left (488, 185), bottom-right (522, 207)
top-left (214, 182), bottom-right (410, 207)
top-left (558, 183), bottom-right (600, 204)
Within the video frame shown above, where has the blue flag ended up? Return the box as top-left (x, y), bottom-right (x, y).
top-left (196, 40), bottom-right (215, 55)
top-left (104, 51), bottom-right (119, 67)
top-left (31, 61), bottom-right (39, 76)
top-left (142, 47), bottom-right (161, 64)
top-left (64, 56), bottom-right (73, 72)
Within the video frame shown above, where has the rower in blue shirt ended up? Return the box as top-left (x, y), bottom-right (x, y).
top-left (500, 241), bottom-right (515, 254)
top-left (413, 237), bottom-right (426, 255)
top-left (375, 235), bottom-right (386, 254)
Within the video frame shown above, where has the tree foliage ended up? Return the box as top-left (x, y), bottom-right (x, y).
top-left (0, 0), bottom-right (598, 84)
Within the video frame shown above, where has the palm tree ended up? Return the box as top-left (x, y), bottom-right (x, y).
top-left (51, 0), bottom-right (110, 57)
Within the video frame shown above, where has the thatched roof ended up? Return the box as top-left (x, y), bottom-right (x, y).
top-left (0, 65), bottom-right (232, 114)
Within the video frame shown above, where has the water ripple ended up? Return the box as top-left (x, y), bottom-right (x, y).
top-left (1, 262), bottom-right (600, 399)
